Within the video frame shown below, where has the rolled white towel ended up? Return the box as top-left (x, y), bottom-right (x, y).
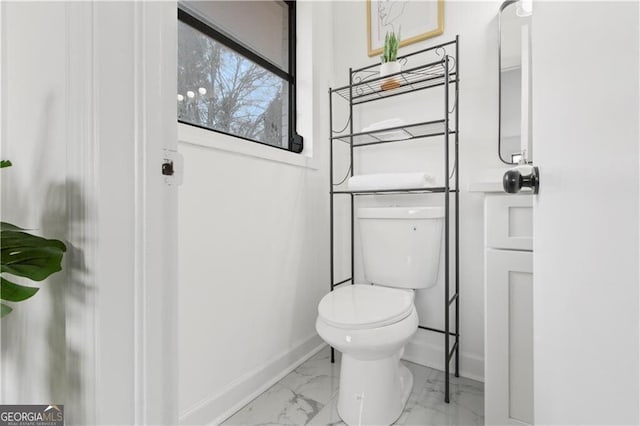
top-left (361, 118), bottom-right (405, 133)
top-left (347, 172), bottom-right (435, 191)
top-left (361, 119), bottom-right (407, 141)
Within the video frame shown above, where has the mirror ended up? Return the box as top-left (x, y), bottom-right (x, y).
top-left (499, 0), bottom-right (532, 164)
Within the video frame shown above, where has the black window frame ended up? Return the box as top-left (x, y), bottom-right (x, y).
top-left (177, 1), bottom-right (303, 153)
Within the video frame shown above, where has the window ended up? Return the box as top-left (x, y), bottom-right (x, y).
top-left (177, 1), bottom-right (303, 153)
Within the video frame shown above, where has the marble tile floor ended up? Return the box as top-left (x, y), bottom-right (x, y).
top-left (222, 346), bottom-right (484, 426)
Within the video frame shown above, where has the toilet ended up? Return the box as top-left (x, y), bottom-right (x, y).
top-left (316, 206), bottom-right (444, 426)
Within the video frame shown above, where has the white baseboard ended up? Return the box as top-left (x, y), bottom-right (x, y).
top-left (403, 339), bottom-right (484, 383)
top-left (179, 334), bottom-right (325, 426)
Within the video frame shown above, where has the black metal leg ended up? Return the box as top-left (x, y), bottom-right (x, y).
top-left (349, 68), bottom-right (355, 285)
top-left (454, 34), bottom-right (461, 380)
top-left (443, 54), bottom-right (451, 405)
top-left (328, 89), bottom-right (335, 367)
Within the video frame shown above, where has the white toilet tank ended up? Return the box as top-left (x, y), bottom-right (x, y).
top-left (358, 206), bottom-right (444, 289)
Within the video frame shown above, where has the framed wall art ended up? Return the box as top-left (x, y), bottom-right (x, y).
top-left (367, 0), bottom-right (444, 57)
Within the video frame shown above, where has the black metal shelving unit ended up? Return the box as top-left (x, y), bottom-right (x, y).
top-left (328, 36), bottom-right (460, 403)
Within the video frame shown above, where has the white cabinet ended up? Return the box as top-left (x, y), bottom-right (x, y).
top-left (485, 195), bottom-right (533, 251)
top-left (484, 194), bottom-right (534, 426)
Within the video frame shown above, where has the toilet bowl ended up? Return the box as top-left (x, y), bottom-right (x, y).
top-left (316, 206), bottom-right (444, 426)
top-left (316, 284), bottom-right (418, 426)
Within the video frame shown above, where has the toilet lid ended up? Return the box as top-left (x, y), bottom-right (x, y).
top-left (318, 284), bottom-right (414, 330)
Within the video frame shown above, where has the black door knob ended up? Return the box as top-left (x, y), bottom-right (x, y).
top-left (503, 166), bottom-right (539, 194)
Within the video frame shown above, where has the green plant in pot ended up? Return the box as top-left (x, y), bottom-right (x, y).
top-left (0, 160), bottom-right (66, 317)
top-left (380, 31), bottom-right (401, 90)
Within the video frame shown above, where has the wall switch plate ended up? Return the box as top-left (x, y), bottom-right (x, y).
top-left (162, 149), bottom-right (184, 186)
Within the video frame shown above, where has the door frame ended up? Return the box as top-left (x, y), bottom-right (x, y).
top-left (66, 2), bottom-right (178, 423)
top-left (91, 2), bottom-right (178, 424)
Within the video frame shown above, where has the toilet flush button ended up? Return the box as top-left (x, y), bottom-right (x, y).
top-left (345, 335), bottom-right (352, 343)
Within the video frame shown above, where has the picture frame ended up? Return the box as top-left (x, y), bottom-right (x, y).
top-left (367, 0), bottom-right (444, 57)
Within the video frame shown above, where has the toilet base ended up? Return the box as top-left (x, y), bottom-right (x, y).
top-left (337, 350), bottom-right (413, 426)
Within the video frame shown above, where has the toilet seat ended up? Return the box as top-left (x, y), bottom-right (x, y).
top-left (318, 284), bottom-right (414, 330)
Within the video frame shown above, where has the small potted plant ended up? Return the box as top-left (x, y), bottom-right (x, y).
top-left (380, 31), bottom-right (401, 90)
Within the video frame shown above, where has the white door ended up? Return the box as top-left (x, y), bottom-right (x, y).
top-left (532, 2), bottom-right (639, 424)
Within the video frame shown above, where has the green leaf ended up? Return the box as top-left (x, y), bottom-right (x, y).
top-left (0, 277), bottom-right (39, 302)
top-left (382, 31), bottom-right (401, 63)
top-left (1, 222), bottom-right (26, 232)
top-left (0, 204), bottom-right (66, 312)
top-left (1, 230), bottom-right (66, 282)
top-left (1, 230), bottom-right (67, 251)
top-left (0, 160), bottom-right (12, 169)
top-left (1, 246), bottom-right (65, 281)
top-left (1, 303), bottom-right (12, 318)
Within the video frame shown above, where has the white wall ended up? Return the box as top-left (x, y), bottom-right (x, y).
top-left (0, 0), bottom-right (69, 408)
top-left (532, 2), bottom-right (639, 424)
top-left (177, 2), bottom-right (333, 424)
top-left (330, 0), bottom-right (504, 381)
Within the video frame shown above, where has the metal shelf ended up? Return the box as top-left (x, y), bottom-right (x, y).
top-left (328, 36), bottom-right (460, 405)
top-left (331, 60), bottom-right (457, 105)
top-left (332, 119), bottom-right (455, 147)
top-left (332, 187), bottom-right (456, 196)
